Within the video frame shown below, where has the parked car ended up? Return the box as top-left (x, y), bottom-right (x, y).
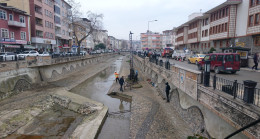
top-left (0, 52), bottom-right (17, 61)
top-left (80, 51), bottom-right (87, 56)
top-left (18, 50), bottom-right (39, 60)
top-left (197, 53), bottom-right (240, 74)
top-left (39, 52), bottom-right (50, 56)
top-left (188, 54), bottom-right (207, 64)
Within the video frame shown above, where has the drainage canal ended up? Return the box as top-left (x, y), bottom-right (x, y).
top-left (70, 57), bottom-right (132, 139)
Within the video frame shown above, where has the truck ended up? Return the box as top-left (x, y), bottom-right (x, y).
top-left (172, 49), bottom-right (190, 61)
top-left (161, 47), bottom-right (174, 58)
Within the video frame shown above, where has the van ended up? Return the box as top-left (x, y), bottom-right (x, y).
top-left (197, 53), bottom-right (240, 74)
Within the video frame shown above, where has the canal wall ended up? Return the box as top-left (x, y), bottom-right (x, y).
top-left (133, 55), bottom-right (260, 139)
top-left (0, 54), bottom-right (116, 100)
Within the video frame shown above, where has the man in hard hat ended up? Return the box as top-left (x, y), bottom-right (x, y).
top-left (114, 71), bottom-right (119, 83)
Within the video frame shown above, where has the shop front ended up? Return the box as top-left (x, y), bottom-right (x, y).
top-left (0, 39), bottom-right (29, 53)
top-left (32, 37), bottom-right (56, 53)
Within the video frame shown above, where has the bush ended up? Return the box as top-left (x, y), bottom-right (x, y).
top-left (209, 47), bottom-right (216, 53)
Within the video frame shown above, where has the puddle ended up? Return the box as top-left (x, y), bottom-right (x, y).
top-left (5, 105), bottom-right (84, 139)
top-left (71, 57), bottom-right (132, 139)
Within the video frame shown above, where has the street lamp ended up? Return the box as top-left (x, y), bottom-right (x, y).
top-left (147, 20), bottom-right (158, 48)
top-left (148, 20), bottom-right (158, 32)
top-left (129, 31), bottom-right (134, 80)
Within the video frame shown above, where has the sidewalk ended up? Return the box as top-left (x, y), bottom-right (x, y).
top-left (109, 55), bottom-right (193, 139)
top-left (241, 67), bottom-right (260, 73)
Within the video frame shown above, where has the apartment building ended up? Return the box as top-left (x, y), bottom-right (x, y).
top-left (71, 18), bottom-right (90, 52)
top-left (199, 15), bottom-right (210, 53)
top-left (29, 0), bottom-right (56, 52)
top-left (162, 29), bottom-right (176, 48)
top-left (54, 0), bottom-right (72, 52)
top-left (108, 36), bottom-right (115, 49)
top-left (187, 17), bottom-right (202, 52)
top-left (0, 4), bottom-right (30, 52)
top-left (141, 31), bottom-right (162, 49)
top-left (175, 26), bottom-right (188, 50)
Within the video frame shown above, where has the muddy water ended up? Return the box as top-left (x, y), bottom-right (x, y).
top-left (71, 58), bottom-right (131, 139)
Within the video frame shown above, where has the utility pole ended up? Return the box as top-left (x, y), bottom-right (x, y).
top-left (129, 31), bottom-right (134, 80)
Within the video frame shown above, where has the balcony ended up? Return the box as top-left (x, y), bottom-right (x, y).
top-left (55, 32), bottom-right (62, 38)
top-left (8, 21), bottom-right (26, 28)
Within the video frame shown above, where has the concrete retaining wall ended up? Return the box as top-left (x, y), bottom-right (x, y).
top-left (0, 54), bottom-right (115, 100)
top-left (133, 55), bottom-right (260, 139)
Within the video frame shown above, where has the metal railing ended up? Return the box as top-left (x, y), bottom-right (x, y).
top-left (202, 73), bottom-right (260, 107)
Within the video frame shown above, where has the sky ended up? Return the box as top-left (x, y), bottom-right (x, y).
top-left (76, 0), bottom-right (226, 40)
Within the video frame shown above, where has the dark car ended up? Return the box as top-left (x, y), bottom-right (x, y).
top-left (198, 53), bottom-right (240, 74)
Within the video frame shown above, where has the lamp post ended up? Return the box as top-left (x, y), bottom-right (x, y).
top-left (204, 60), bottom-right (211, 87)
top-left (147, 20), bottom-right (157, 48)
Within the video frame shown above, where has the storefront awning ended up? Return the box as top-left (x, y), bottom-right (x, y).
top-left (24, 45), bottom-right (35, 49)
top-left (4, 45), bottom-right (20, 48)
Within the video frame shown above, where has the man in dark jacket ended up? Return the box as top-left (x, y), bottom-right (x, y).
top-left (119, 76), bottom-right (125, 92)
top-left (252, 53), bottom-right (259, 70)
top-left (165, 82), bottom-right (171, 102)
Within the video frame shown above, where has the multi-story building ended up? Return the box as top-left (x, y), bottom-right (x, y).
top-left (140, 31), bottom-right (162, 50)
top-left (54, 0), bottom-right (72, 52)
top-left (206, 0), bottom-right (240, 52)
top-left (71, 18), bottom-right (90, 52)
top-left (199, 15), bottom-right (210, 53)
top-left (0, 4), bottom-right (30, 52)
top-left (175, 25), bottom-right (188, 50)
top-left (162, 29), bottom-right (175, 48)
top-left (108, 36), bottom-right (115, 49)
top-left (29, 0), bottom-right (56, 52)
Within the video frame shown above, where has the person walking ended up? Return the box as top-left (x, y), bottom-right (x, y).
top-left (134, 70), bottom-right (138, 82)
top-left (252, 53), bottom-right (259, 70)
top-left (165, 82), bottom-right (171, 102)
top-left (114, 71), bottom-right (119, 83)
top-left (119, 76), bottom-right (125, 92)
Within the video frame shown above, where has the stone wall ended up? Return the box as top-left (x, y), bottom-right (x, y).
top-left (133, 55), bottom-right (260, 139)
top-left (0, 54), bottom-right (116, 100)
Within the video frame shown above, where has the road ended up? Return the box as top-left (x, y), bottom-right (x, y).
top-left (158, 57), bottom-right (260, 88)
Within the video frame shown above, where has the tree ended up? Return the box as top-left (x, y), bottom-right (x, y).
top-left (94, 43), bottom-right (106, 50)
top-left (66, 0), bottom-right (104, 54)
top-left (209, 47), bottom-right (216, 53)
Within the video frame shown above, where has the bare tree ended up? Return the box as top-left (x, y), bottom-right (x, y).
top-left (66, 0), bottom-right (103, 54)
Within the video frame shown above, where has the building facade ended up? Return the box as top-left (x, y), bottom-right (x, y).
top-left (141, 31), bottom-right (162, 50)
top-left (30, 0), bottom-right (56, 52)
top-left (54, 0), bottom-right (72, 52)
top-left (0, 4), bottom-right (30, 52)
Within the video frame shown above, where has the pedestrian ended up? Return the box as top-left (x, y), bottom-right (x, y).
top-left (165, 82), bottom-right (171, 102)
top-left (134, 70), bottom-right (138, 82)
top-left (114, 71), bottom-right (119, 83)
top-left (119, 76), bottom-right (125, 92)
top-left (252, 53), bottom-right (259, 70)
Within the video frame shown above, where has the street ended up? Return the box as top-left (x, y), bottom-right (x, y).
top-left (159, 57), bottom-right (260, 88)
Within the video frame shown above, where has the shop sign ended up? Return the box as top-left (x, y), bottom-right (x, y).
top-left (44, 40), bottom-right (52, 44)
top-left (236, 42), bottom-right (245, 47)
top-left (237, 50), bottom-right (248, 59)
top-left (64, 44), bottom-right (68, 47)
top-left (16, 40), bottom-right (27, 44)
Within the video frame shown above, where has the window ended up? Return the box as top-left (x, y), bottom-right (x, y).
top-left (225, 23), bottom-right (228, 31)
top-left (50, 33), bottom-right (53, 39)
top-left (10, 32), bottom-right (14, 39)
top-left (249, 15), bottom-right (254, 27)
top-left (45, 32), bottom-right (49, 38)
top-left (226, 7), bottom-right (229, 16)
top-left (214, 41), bottom-right (217, 48)
top-left (257, 0), bottom-right (260, 5)
top-left (217, 55), bottom-right (223, 61)
top-left (1, 29), bottom-right (9, 38)
top-left (21, 32), bottom-right (26, 40)
top-left (0, 10), bottom-right (7, 20)
top-left (254, 36), bottom-right (260, 46)
top-left (251, 0), bottom-right (256, 7)
top-left (9, 14), bottom-right (13, 21)
top-left (222, 24), bottom-right (224, 32)
top-left (205, 29), bottom-right (208, 36)
top-left (211, 55), bottom-right (216, 61)
top-left (255, 14), bottom-right (259, 25)
top-left (19, 16), bottom-right (25, 23)
top-left (220, 41), bottom-right (222, 48)
top-left (54, 5), bottom-right (60, 14)
top-left (54, 15), bottom-right (60, 24)
top-left (225, 55), bottom-right (234, 62)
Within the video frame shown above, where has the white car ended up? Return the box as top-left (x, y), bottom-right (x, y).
top-left (0, 52), bottom-right (17, 61)
top-left (39, 52), bottom-right (50, 56)
top-left (18, 50), bottom-right (39, 60)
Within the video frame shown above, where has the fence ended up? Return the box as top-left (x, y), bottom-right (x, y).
top-left (201, 73), bottom-right (260, 107)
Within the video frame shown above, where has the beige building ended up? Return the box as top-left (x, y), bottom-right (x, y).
top-left (5, 0), bottom-right (30, 14)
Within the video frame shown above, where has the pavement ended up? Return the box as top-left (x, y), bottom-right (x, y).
top-left (108, 55), bottom-right (193, 139)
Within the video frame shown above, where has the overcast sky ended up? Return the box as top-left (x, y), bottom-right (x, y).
top-left (76, 0), bottom-right (226, 40)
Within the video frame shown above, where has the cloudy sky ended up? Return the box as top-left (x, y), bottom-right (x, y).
top-left (77, 0), bottom-right (226, 40)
